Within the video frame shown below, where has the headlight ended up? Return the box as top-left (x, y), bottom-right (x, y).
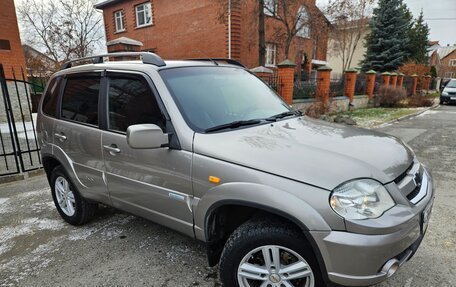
top-left (330, 179), bottom-right (395, 220)
top-left (442, 91), bottom-right (449, 96)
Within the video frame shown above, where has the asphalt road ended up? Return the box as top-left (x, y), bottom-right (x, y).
top-left (0, 105), bottom-right (455, 287)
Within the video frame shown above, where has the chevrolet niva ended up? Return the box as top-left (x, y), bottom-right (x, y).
top-left (37, 52), bottom-right (434, 287)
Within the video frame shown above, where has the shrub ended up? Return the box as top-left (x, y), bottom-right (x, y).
top-left (374, 86), bottom-right (407, 107)
top-left (305, 98), bottom-right (331, 118)
top-left (405, 95), bottom-right (435, 107)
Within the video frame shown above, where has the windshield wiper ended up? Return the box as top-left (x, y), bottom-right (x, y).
top-left (204, 119), bottom-right (262, 133)
top-left (264, 110), bottom-right (301, 121)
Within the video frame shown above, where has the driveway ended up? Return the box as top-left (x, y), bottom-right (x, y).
top-left (0, 105), bottom-right (455, 287)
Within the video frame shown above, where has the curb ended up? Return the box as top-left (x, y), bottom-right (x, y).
top-left (375, 103), bottom-right (440, 129)
top-left (0, 169), bottom-right (45, 185)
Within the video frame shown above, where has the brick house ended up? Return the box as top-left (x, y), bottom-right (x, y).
top-left (94, 0), bottom-right (329, 79)
top-left (0, 0), bottom-right (27, 79)
top-left (430, 45), bottom-right (456, 79)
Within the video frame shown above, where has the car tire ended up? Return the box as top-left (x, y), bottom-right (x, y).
top-left (50, 165), bottom-right (97, 225)
top-left (219, 216), bottom-right (325, 287)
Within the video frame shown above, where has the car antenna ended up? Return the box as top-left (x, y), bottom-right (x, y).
top-left (194, 49), bottom-right (219, 66)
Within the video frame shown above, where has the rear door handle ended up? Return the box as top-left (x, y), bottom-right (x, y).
top-left (103, 144), bottom-right (121, 155)
top-left (54, 133), bottom-right (67, 142)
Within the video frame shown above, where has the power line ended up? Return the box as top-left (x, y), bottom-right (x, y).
top-left (424, 18), bottom-right (456, 20)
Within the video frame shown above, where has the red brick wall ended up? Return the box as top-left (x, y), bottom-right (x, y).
top-left (0, 0), bottom-right (27, 79)
top-left (99, 0), bottom-right (329, 69)
top-left (102, 0), bottom-right (227, 59)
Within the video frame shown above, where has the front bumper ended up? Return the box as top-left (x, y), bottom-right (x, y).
top-left (312, 169), bottom-right (434, 286)
top-left (441, 95), bottom-right (456, 104)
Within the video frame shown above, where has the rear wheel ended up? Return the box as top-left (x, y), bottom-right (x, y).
top-left (50, 166), bottom-right (97, 225)
top-left (219, 217), bottom-right (325, 287)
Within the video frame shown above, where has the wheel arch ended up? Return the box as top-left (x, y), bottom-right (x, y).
top-left (203, 199), bottom-right (332, 285)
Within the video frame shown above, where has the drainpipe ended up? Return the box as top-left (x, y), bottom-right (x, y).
top-left (228, 0), bottom-right (232, 59)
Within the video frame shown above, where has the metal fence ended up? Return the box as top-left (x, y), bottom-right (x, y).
top-left (293, 81), bottom-right (317, 99)
top-left (355, 73), bottom-right (367, 95)
top-left (0, 66), bottom-right (43, 176)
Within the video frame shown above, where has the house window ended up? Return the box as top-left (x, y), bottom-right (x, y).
top-left (136, 2), bottom-right (152, 28)
top-left (449, 59), bottom-right (456, 67)
top-left (265, 43), bottom-right (277, 66)
top-left (296, 6), bottom-right (310, 38)
top-left (114, 10), bottom-right (125, 32)
top-left (264, 0), bottom-right (278, 16)
top-left (444, 72), bottom-right (454, 78)
top-left (0, 39), bottom-right (11, 50)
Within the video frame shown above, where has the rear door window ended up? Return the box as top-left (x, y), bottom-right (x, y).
top-left (61, 76), bottom-right (100, 126)
top-left (107, 74), bottom-right (165, 133)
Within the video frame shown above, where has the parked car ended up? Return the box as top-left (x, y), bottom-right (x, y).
top-left (37, 52), bottom-right (434, 287)
top-left (441, 78), bottom-right (456, 104)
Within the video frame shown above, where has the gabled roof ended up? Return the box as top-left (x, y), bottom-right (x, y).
top-left (437, 46), bottom-right (456, 60)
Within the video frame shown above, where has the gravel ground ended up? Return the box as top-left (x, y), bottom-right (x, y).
top-left (0, 105), bottom-right (455, 287)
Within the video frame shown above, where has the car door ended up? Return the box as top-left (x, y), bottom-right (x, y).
top-left (53, 72), bottom-right (110, 205)
top-left (101, 71), bottom-right (194, 237)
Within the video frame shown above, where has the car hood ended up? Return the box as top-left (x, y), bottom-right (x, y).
top-left (193, 117), bottom-right (414, 190)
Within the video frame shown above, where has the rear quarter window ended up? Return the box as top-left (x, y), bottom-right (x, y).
top-left (42, 77), bottom-right (62, 117)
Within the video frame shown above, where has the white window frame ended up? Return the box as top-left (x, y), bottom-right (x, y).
top-left (449, 59), bottom-right (456, 67)
top-left (264, 0), bottom-right (278, 17)
top-left (114, 10), bottom-right (125, 32)
top-left (265, 43), bottom-right (277, 67)
top-left (135, 2), bottom-right (153, 28)
top-left (296, 6), bottom-right (310, 38)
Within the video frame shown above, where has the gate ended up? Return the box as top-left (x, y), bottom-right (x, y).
top-left (0, 65), bottom-right (43, 176)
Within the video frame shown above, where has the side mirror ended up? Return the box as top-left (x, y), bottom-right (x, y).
top-left (126, 124), bottom-right (168, 149)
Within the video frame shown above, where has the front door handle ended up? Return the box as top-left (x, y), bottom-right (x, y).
top-left (103, 144), bottom-right (121, 155)
top-left (54, 132), bottom-right (67, 142)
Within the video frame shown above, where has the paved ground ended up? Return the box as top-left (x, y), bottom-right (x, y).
top-left (0, 105), bottom-right (455, 287)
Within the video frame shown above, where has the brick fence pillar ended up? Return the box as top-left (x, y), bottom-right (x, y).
top-left (381, 72), bottom-right (391, 86)
top-left (365, 70), bottom-right (376, 99)
top-left (250, 66), bottom-right (274, 82)
top-left (390, 72), bottom-right (398, 87)
top-left (412, 74), bottom-right (418, 95)
top-left (425, 75), bottom-right (432, 92)
top-left (277, 59), bottom-right (296, 105)
top-left (316, 66), bottom-right (332, 103)
top-left (344, 68), bottom-right (358, 103)
top-left (397, 73), bottom-right (405, 87)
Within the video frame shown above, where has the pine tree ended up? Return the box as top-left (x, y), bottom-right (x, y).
top-left (361, 0), bottom-right (411, 72)
top-left (408, 11), bottom-right (430, 64)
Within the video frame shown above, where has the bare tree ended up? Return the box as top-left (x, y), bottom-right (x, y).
top-left (18, 0), bottom-right (104, 64)
top-left (264, 0), bottom-right (328, 59)
top-left (324, 0), bottom-right (374, 71)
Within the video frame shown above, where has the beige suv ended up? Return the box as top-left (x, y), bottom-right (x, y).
top-left (37, 52), bottom-right (434, 287)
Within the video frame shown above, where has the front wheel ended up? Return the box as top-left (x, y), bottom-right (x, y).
top-left (219, 217), bottom-right (325, 287)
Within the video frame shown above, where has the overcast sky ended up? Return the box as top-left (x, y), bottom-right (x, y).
top-left (317, 0), bottom-right (456, 46)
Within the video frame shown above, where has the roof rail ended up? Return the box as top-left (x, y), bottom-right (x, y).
top-left (184, 58), bottom-right (245, 68)
top-left (60, 52), bottom-right (166, 70)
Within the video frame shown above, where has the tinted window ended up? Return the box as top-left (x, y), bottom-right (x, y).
top-left (160, 67), bottom-right (290, 132)
top-left (61, 77), bottom-right (100, 125)
top-left (42, 77), bottom-right (61, 117)
top-left (108, 76), bottom-right (165, 133)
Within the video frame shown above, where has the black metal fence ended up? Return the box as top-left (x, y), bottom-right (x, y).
top-left (293, 81), bottom-right (317, 99)
top-left (0, 66), bottom-right (43, 176)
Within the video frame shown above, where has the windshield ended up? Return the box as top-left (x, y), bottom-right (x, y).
top-left (160, 67), bottom-right (291, 132)
top-left (446, 80), bottom-right (456, 88)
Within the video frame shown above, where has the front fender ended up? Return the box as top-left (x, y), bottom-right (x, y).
top-left (193, 182), bottom-right (331, 242)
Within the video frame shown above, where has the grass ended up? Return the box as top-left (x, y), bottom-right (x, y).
top-left (334, 107), bottom-right (424, 128)
top-left (427, 92), bottom-right (440, 98)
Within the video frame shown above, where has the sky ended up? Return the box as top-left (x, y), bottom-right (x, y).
top-left (316, 0), bottom-right (456, 46)
top-left (14, 0), bottom-right (456, 47)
